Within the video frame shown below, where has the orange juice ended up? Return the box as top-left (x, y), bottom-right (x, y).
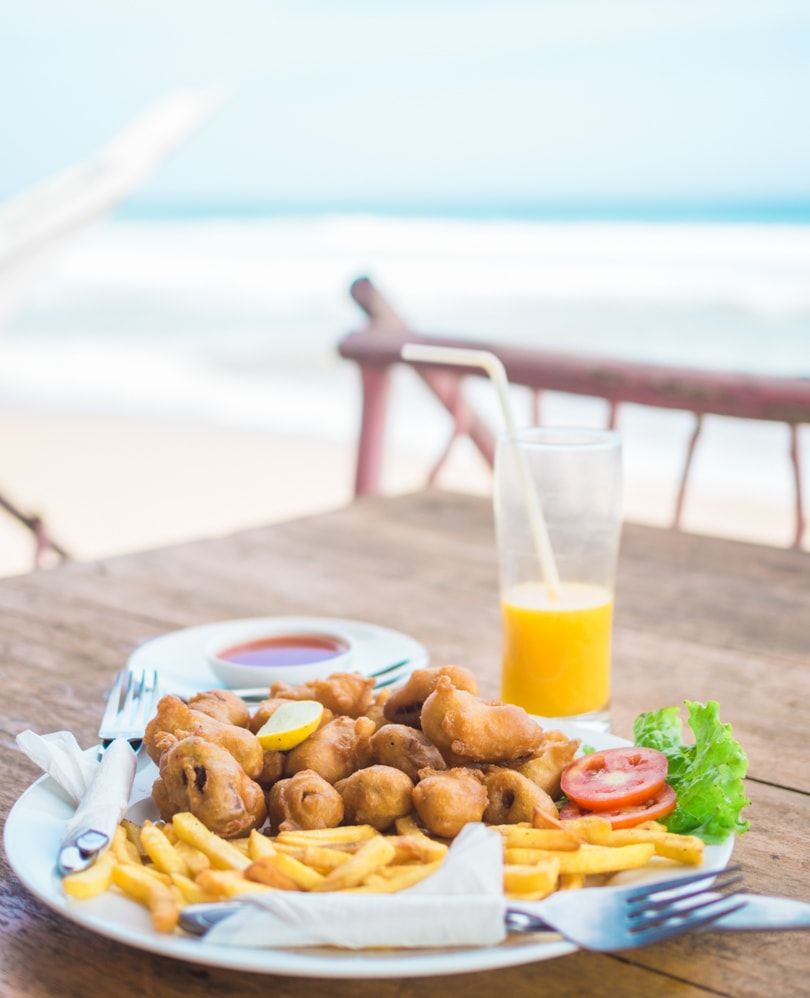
top-left (500, 581), bottom-right (612, 717)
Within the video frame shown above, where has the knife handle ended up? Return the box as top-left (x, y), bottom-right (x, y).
top-left (709, 894), bottom-right (810, 932)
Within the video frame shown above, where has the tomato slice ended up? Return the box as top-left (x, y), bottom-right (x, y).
top-left (560, 746), bottom-right (668, 811)
top-left (560, 783), bottom-right (677, 829)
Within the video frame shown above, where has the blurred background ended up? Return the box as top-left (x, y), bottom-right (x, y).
top-left (2, 0), bottom-right (809, 576)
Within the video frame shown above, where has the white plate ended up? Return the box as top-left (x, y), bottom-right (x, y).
top-left (4, 722), bottom-right (734, 979)
top-left (127, 616), bottom-right (429, 697)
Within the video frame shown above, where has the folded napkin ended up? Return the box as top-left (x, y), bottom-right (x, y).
top-left (16, 729), bottom-right (99, 806)
top-left (58, 738), bottom-right (137, 852)
top-left (16, 729), bottom-right (137, 867)
top-left (205, 822), bottom-right (509, 949)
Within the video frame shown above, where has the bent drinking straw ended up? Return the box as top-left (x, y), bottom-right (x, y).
top-left (400, 343), bottom-right (561, 596)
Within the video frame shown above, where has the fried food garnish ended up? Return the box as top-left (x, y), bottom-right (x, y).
top-left (267, 769), bottom-right (345, 833)
top-left (412, 766), bottom-right (488, 838)
top-left (420, 676), bottom-right (544, 765)
top-left (335, 765), bottom-right (414, 831)
top-left (152, 736), bottom-right (267, 839)
top-left (249, 698), bottom-right (334, 735)
top-left (382, 665), bottom-right (479, 729)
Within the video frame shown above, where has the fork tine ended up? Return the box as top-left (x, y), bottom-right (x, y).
top-left (98, 669), bottom-right (128, 737)
top-left (628, 867), bottom-right (744, 914)
top-left (132, 668), bottom-right (159, 729)
top-left (121, 669), bottom-right (139, 718)
top-left (631, 896), bottom-right (748, 944)
top-left (625, 864), bottom-right (741, 904)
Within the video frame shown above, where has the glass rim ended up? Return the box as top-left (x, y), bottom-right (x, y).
top-left (497, 426), bottom-right (622, 451)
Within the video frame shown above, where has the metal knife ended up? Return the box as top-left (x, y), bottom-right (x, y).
top-left (698, 893), bottom-right (810, 932)
top-left (57, 738), bottom-right (137, 875)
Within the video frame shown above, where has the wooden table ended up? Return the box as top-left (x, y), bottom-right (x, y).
top-left (1, 491), bottom-right (808, 998)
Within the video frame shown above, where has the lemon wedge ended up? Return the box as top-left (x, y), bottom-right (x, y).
top-left (255, 700), bottom-right (324, 751)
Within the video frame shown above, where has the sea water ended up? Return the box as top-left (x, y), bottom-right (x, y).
top-left (2, 210), bottom-right (808, 537)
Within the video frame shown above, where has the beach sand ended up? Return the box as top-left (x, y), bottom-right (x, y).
top-left (1, 403), bottom-right (806, 579)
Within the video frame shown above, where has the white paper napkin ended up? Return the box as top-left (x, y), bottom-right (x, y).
top-left (17, 729), bottom-right (137, 861)
top-left (205, 822), bottom-right (508, 949)
top-left (59, 738), bottom-right (137, 850)
top-left (16, 729), bottom-right (99, 805)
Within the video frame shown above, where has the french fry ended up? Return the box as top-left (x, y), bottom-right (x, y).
top-left (112, 863), bottom-right (179, 932)
top-left (504, 842), bottom-right (656, 875)
top-left (387, 834), bottom-right (448, 864)
top-left (248, 829), bottom-right (277, 861)
top-left (493, 826), bottom-right (582, 851)
top-left (196, 868), bottom-right (276, 899)
top-left (275, 825), bottom-right (378, 847)
top-left (558, 872), bottom-right (587, 890)
top-left (605, 829), bottom-right (704, 865)
top-left (248, 852), bottom-right (325, 890)
top-left (140, 821), bottom-right (191, 877)
top-left (62, 850), bottom-right (117, 899)
top-left (560, 815), bottom-right (613, 844)
top-left (504, 858), bottom-right (560, 898)
top-left (170, 812), bottom-right (250, 871)
top-left (244, 857), bottom-right (301, 891)
top-left (273, 843), bottom-right (352, 873)
top-left (173, 839), bottom-right (212, 877)
top-left (110, 824), bottom-right (143, 866)
top-left (357, 859), bottom-right (442, 892)
top-left (394, 814), bottom-right (426, 837)
top-left (121, 818), bottom-right (147, 858)
top-left (230, 837), bottom-right (252, 856)
top-left (170, 872), bottom-right (213, 905)
top-left (313, 834), bottom-right (396, 892)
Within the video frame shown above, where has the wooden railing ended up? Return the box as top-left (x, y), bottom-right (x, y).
top-left (338, 277), bottom-right (810, 548)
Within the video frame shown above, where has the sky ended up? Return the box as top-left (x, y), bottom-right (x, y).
top-left (2, 1), bottom-right (810, 211)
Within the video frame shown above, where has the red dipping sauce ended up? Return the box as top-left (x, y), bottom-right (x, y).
top-left (216, 634), bottom-right (349, 668)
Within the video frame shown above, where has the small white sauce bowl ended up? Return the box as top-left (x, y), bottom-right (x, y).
top-left (204, 621), bottom-right (356, 688)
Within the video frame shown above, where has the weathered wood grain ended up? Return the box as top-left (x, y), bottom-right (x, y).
top-left (1, 490), bottom-right (808, 998)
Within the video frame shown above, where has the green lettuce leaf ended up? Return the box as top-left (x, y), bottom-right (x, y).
top-left (633, 700), bottom-right (750, 843)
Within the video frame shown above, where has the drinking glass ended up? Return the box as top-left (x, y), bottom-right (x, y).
top-left (494, 427), bottom-right (622, 731)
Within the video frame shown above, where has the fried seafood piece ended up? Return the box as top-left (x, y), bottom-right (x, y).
top-left (152, 736), bottom-right (266, 839)
top-left (482, 767), bottom-right (559, 825)
top-left (335, 764), bottom-right (414, 831)
top-left (420, 677), bottom-right (544, 766)
top-left (370, 723), bottom-right (446, 782)
top-left (517, 730), bottom-right (581, 800)
top-left (284, 715), bottom-right (376, 784)
top-left (144, 695), bottom-right (264, 779)
top-left (269, 672), bottom-right (375, 718)
top-left (363, 687), bottom-right (392, 731)
top-left (412, 767), bottom-right (488, 838)
top-left (187, 689), bottom-right (251, 728)
top-left (257, 749), bottom-right (285, 788)
top-left (267, 769), bottom-right (344, 833)
top-left (382, 665), bottom-right (479, 729)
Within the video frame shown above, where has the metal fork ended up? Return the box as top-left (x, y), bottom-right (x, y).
top-left (507, 865), bottom-right (745, 950)
top-left (97, 668), bottom-right (160, 755)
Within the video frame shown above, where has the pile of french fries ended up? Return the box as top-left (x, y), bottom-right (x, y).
top-left (62, 809), bottom-right (704, 935)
